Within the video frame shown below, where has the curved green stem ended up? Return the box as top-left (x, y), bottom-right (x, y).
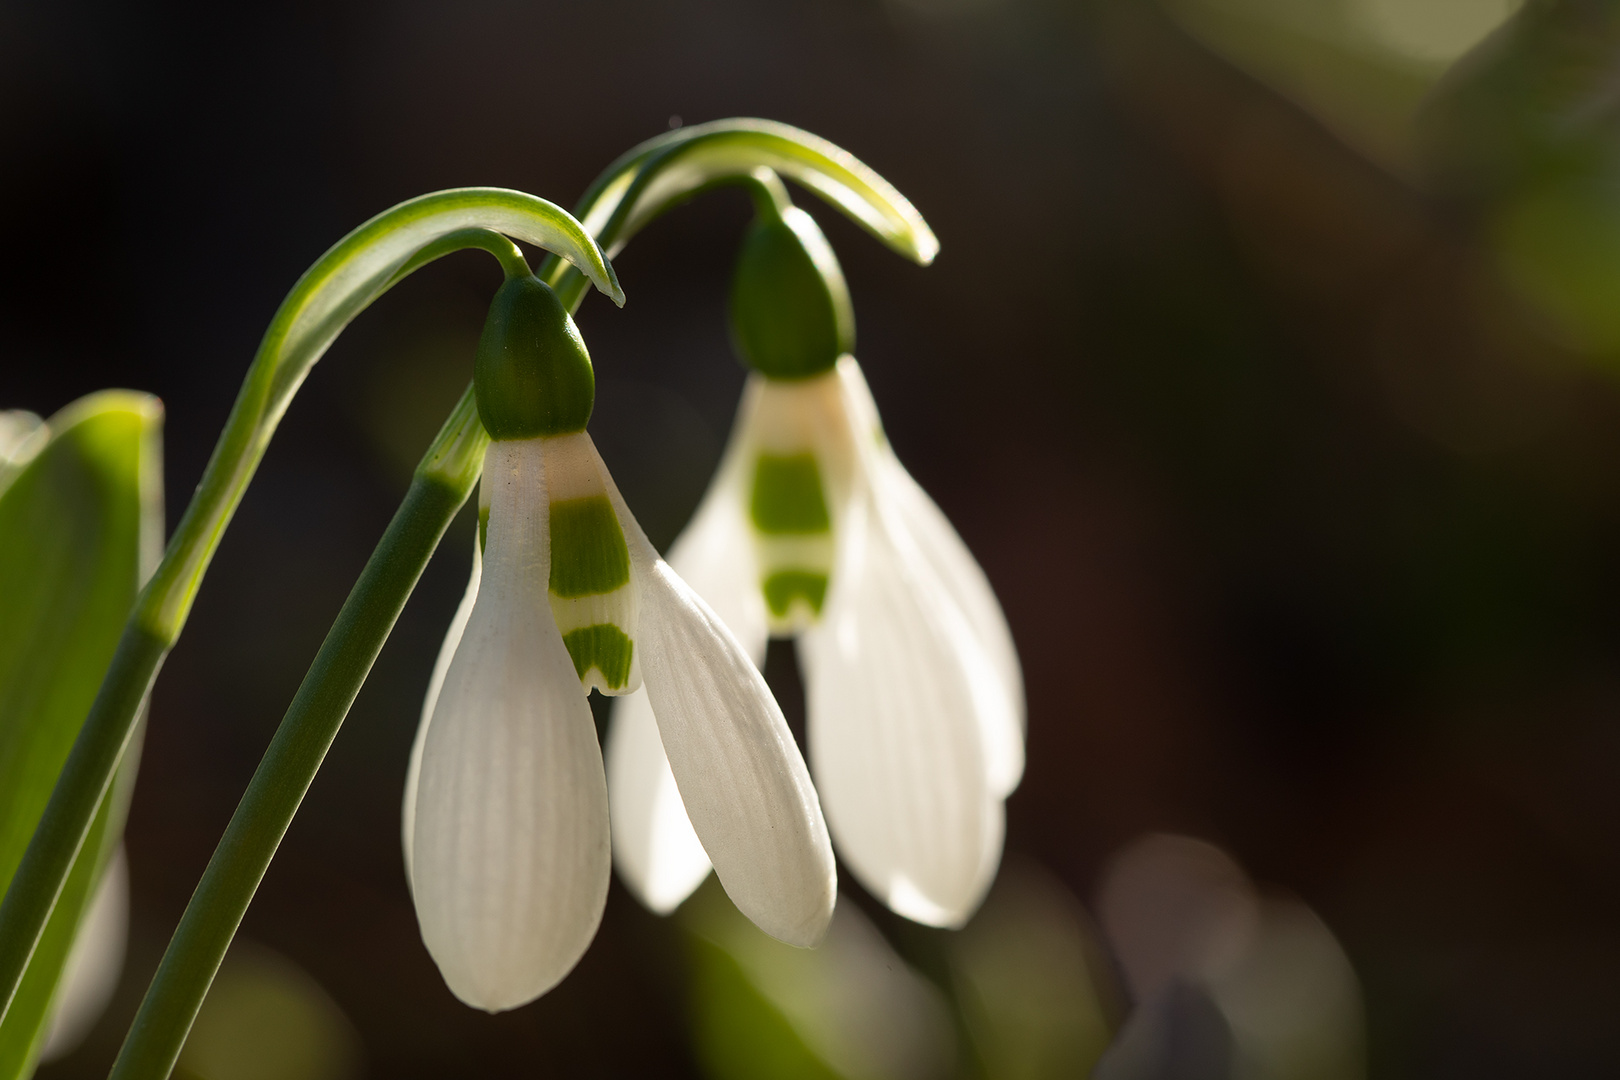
top-left (539, 117), bottom-right (938, 309)
top-left (108, 389), bottom-right (486, 1080)
top-left (391, 228), bottom-right (532, 286)
top-left (0, 205), bottom-right (599, 1028)
top-left (740, 168), bottom-right (792, 221)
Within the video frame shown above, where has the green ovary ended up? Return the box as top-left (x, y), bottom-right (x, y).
top-left (750, 453), bottom-right (830, 534)
top-left (549, 495), bottom-right (630, 598)
top-left (763, 570), bottom-right (828, 619)
top-left (562, 624), bottom-right (634, 689)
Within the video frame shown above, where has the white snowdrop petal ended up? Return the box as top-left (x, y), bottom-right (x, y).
top-left (876, 453), bottom-right (1024, 796)
top-left (666, 384), bottom-right (769, 665)
top-left (601, 393), bottom-right (766, 920)
top-left (605, 686), bottom-right (713, 913)
top-left (836, 358), bottom-right (1025, 796)
top-left (634, 559), bottom-right (837, 947)
top-left (607, 477), bottom-right (835, 946)
top-left (402, 535), bottom-right (482, 893)
top-left (411, 440), bottom-right (610, 1012)
top-left (801, 492), bottom-right (1001, 928)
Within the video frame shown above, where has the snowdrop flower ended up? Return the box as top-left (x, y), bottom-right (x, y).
top-left (402, 274), bottom-right (835, 1012)
top-left (608, 193), bottom-right (1024, 929)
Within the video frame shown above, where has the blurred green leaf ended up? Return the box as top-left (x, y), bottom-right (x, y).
top-left (688, 937), bottom-right (842, 1080)
top-left (0, 391), bottom-right (163, 1076)
top-left (1414, 1), bottom-right (1620, 358)
top-left (1420, 0), bottom-right (1620, 205)
top-left (1493, 171), bottom-right (1620, 355)
top-left (948, 860), bottom-right (1118, 1080)
top-left (681, 881), bottom-right (955, 1080)
top-left (175, 943), bottom-right (361, 1080)
top-left (1164, 0), bottom-right (1529, 172)
top-left (1165, 0), bottom-right (1435, 169)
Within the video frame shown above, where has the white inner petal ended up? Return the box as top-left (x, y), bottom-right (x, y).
top-left (541, 432), bottom-right (641, 696)
top-left (666, 379), bottom-right (770, 665)
top-left (751, 533), bottom-right (837, 569)
top-left (603, 384), bottom-right (773, 919)
top-left (748, 371), bottom-right (860, 504)
top-left (745, 369), bottom-right (862, 636)
top-left (605, 686), bottom-right (713, 913)
top-left (540, 431), bottom-right (609, 500)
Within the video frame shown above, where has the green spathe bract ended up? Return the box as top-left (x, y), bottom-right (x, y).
top-left (730, 207), bottom-right (854, 379)
top-left (0, 392), bottom-right (161, 1076)
top-left (476, 276), bottom-right (596, 439)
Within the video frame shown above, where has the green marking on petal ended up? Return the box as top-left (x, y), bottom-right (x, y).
top-left (763, 570), bottom-right (828, 619)
top-left (549, 495), bottom-right (630, 598)
top-left (750, 453), bottom-right (830, 535)
top-left (562, 623), bottom-right (634, 689)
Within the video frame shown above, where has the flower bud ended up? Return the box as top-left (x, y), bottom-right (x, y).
top-left (475, 275), bottom-right (595, 439)
top-left (729, 206), bottom-right (854, 380)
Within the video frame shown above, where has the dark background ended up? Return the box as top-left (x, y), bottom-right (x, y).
top-left (6, 0), bottom-right (1620, 1076)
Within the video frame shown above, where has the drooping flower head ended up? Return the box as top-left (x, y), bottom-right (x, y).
top-left (403, 272), bottom-right (835, 1011)
top-left (608, 179), bottom-right (1025, 929)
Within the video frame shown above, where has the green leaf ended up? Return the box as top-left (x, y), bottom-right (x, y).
top-left (175, 943), bottom-right (361, 1080)
top-left (687, 936), bottom-right (842, 1080)
top-left (0, 391), bottom-right (163, 1076)
top-left (947, 861), bottom-right (1117, 1080)
top-left (575, 118), bottom-right (939, 266)
top-left (680, 880), bottom-right (956, 1080)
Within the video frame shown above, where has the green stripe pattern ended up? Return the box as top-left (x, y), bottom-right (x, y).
top-left (749, 452), bottom-right (834, 626)
top-left (750, 454), bottom-right (830, 534)
top-left (560, 624), bottom-right (634, 690)
top-left (549, 496), bottom-right (630, 597)
top-left (549, 494), bottom-right (635, 690)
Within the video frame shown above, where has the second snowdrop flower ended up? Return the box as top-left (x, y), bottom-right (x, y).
top-left (404, 273), bottom-right (835, 1013)
top-left (608, 181), bottom-right (1025, 930)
